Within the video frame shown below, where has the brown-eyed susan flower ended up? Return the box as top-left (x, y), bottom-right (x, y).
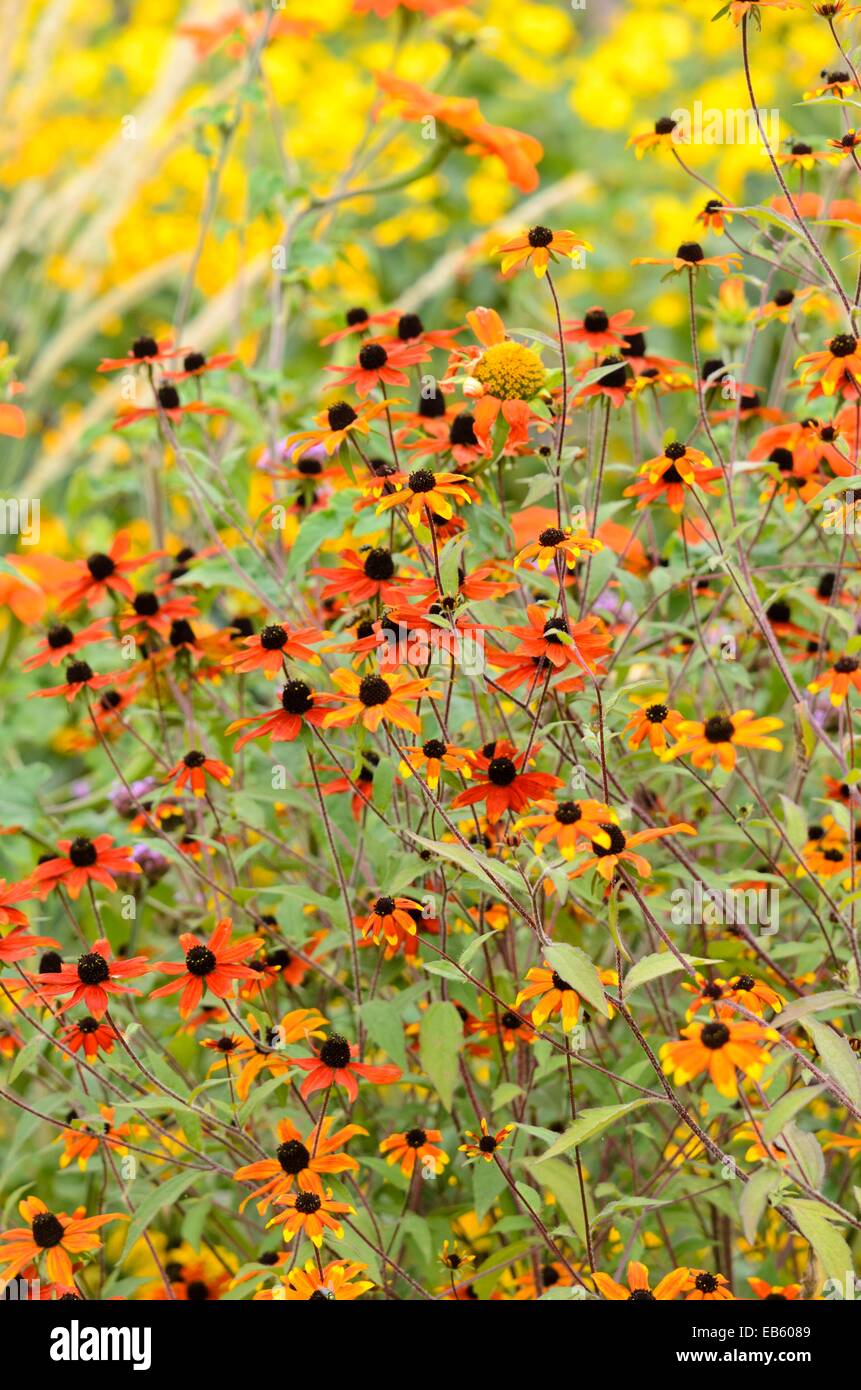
top-left (221, 622), bottom-right (327, 679)
top-left (808, 653), bottom-right (861, 705)
top-left (256, 1259), bottom-right (373, 1301)
top-left (113, 383), bottom-right (227, 430)
top-left (680, 1269), bottom-right (735, 1301)
top-left (32, 937), bottom-right (150, 1017)
top-left (632, 242), bottom-right (742, 276)
top-left (627, 116), bottom-right (684, 157)
top-left (820, 1124), bottom-right (861, 1157)
top-left (356, 894), bottom-right (424, 949)
top-left (564, 305), bottom-right (646, 352)
top-left (207, 1008), bottom-right (327, 1099)
top-left (748, 1278), bottom-right (802, 1300)
top-left (659, 1020), bottom-right (775, 1099)
top-left (398, 738), bottom-right (474, 790)
top-left (379, 1127), bottom-right (449, 1176)
top-left (515, 963), bottom-right (584, 1031)
top-left (593, 1261), bottom-right (689, 1301)
top-left (0, 1197), bottom-right (124, 1286)
top-left (234, 1117), bottom-right (366, 1212)
top-left (311, 547), bottom-right (406, 605)
top-left (266, 1189), bottom-right (354, 1248)
top-left (569, 821), bottom-right (697, 882)
top-left (325, 340), bottom-right (428, 398)
top-left (150, 917), bottom-right (263, 1018)
top-left (59, 1015), bottom-right (119, 1060)
top-left (460, 1117), bottom-right (514, 1162)
top-left (727, 1), bottom-right (801, 22)
top-left (320, 306), bottom-right (398, 346)
top-left (21, 619), bottom-right (112, 671)
top-left (162, 349), bottom-right (237, 381)
top-left (440, 1239), bottom-right (475, 1272)
top-left (803, 70), bottom-right (858, 100)
top-left (97, 336), bottom-right (186, 371)
top-left (684, 973), bottom-right (784, 1019)
top-left (777, 141), bottom-right (836, 171)
top-left (514, 525), bottom-right (603, 571)
top-left (31, 835), bottom-right (141, 899)
top-left (514, 797), bottom-right (618, 859)
top-left (227, 680), bottom-right (330, 749)
top-left (31, 659), bottom-right (130, 704)
top-left (285, 398), bottom-right (394, 455)
top-left (118, 590), bottom-right (198, 640)
top-left (293, 1033), bottom-right (402, 1102)
top-left (451, 741), bottom-right (563, 823)
top-left (57, 531), bottom-right (161, 612)
top-left (0, 880), bottom-right (36, 930)
top-left (58, 1104), bottom-right (135, 1170)
top-left (623, 696), bottom-right (685, 752)
top-left (320, 667), bottom-right (439, 734)
top-left (697, 199), bottom-right (733, 235)
top-left (163, 750), bottom-right (233, 799)
top-left (374, 467), bottom-right (472, 526)
top-left (503, 607), bottom-right (612, 676)
top-left (623, 441), bottom-right (723, 513)
top-left (495, 225), bottom-right (591, 278)
top-left (663, 710), bottom-right (784, 771)
top-left (796, 334), bottom-right (861, 397)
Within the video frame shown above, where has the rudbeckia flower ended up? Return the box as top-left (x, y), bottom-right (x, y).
top-left (663, 710), bottom-right (784, 770)
top-left (494, 225), bottom-right (591, 278)
top-left (514, 797), bottom-right (618, 858)
top-left (97, 335), bottom-right (186, 371)
top-left (150, 918), bottom-right (263, 1018)
top-left (320, 667), bottom-right (439, 734)
top-left (592, 1261), bottom-right (688, 1301)
top-left (221, 622), bottom-right (327, 679)
top-left (803, 71), bottom-right (857, 100)
top-left (627, 116), bottom-right (684, 157)
top-left (563, 306), bottom-right (645, 352)
top-left (320, 306), bottom-right (398, 346)
top-left (502, 607), bottom-right (611, 676)
top-left (226, 680), bottom-right (330, 749)
top-left (459, 1117), bottom-right (514, 1162)
top-left (162, 349), bottom-right (237, 381)
top-left (325, 340), bottom-right (429, 399)
top-left (57, 531), bottom-right (161, 612)
top-left (266, 1188), bottom-right (354, 1247)
top-left (234, 1117), bottom-right (366, 1212)
top-left (0, 924), bottom-right (60, 963)
top-left (680, 1269), bottom-right (735, 1300)
top-left (748, 1278), bottom-right (802, 1300)
top-left (379, 1126), bottom-right (449, 1176)
top-left (622, 696), bottom-right (685, 752)
top-left (58, 1104), bottom-right (135, 1170)
top-left (727, 1), bottom-right (801, 23)
top-left (356, 894), bottom-right (424, 949)
top-left (515, 963), bottom-right (584, 1031)
top-left (0, 1197), bottom-right (123, 1287)
top-left (808, 653), bottom-right (861, 705)
top-left (451, 742), bottom-right (563, 823)
top-left (374, 467), bottom-right (472, 525)
top-left (21, 619), bottom-right (112, 671)
top-left (256, 1259), bottom-right (373, 1301)
top-left (285, 398), bottom-right (394, 456)
top-left (33, 937), bottom-right (150, 1017)
top-left (796, 334), bottom-right (861, 397)
top-left (59, 1015), bottom-right (119, 1059)
top-left (456, 306), bottom-right (545, 449)
top-left (398, 738), bottom-right (474, 790)
top-left (311, 547), bottom-right (406, 605)
top-left (632, 242), bottom-right (742, 277)
top-left (292, 1032), bottom-right (402, 1102)
top-left (31, 835), bottom-right (141, 899)
top-left (568, 821), bottom-right (697, 882)
top-left (659, 1020), bottom-right (775, 1098)
top-left (113, 383), bottom-right (227, 430)
top-left (163, 750), bottom-right (233, 799)
top-left (697, 199), bottom-right (733, 235)
top-left (514, 525), bottom-right (603, 572)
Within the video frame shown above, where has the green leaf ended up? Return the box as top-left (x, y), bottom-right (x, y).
top-left (739, 1167), bottom-right (784, 1245)
top-left (535, 1099), bottom-right (665, 1161)
top-left (120, 1170), bottom-right (200, 1260)
top-left (762, 1085), bottom-right (824, 1143)
top-left (419, 1001), bottom-right (462, 1110)
top-left (544, 943), bottom-right (610, 1018)
top-left (623, 952), bottom-right (712, 995)
top-left (523, 1156), bottom-right (591, 1251)
top-left (804, 1019), bottom-right (861, 1108)
top-left (361, 999), bottom-right (407, 1070)
top-left (783, 1199), bottom-right (854, 1286)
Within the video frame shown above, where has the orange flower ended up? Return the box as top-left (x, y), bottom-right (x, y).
top-left (234, 1117), bottom-right (366, 1212)
top-left (680, 1268), bottom-right (735, 1300)
top-left (59, 1016), bottom-right (119, 1060)
top-left (32, 936), bottom-right (150, 1017)
top-left (514, 525), bottom-right (603, 572)
top-left (150, 917), bottom-right (263, 1018)
top-left (627, 116), bottom-right (685, 157)
top-left (379, 1127), bottom-right (449, 1176)
top-left (796, 334), bottom-right (861, 397)
top-left (266, 1189), bottom-right (354, 1247)
top-left (0, 1197), bottom-right (123, 1287)
top-left (227, 680), bottom-right (330, 749)
top-left (593, 1261), bottom-right (688, 1301)
top-left (355, 894), bottom-right (424, 949)
top-left (748, 1277), bottom-right (801, 1300)
top-left (459, 1117), bottom-right (514, 1162)
top-left (31, 835), bottom-right (141, 899)
top-left (659, 1020), bottom-right (775, 1099)
top-left (495, 225), bottom-right (591, 278)
top-left (398, 738), bottom-right (474, 790)
top-left (808, 653), bottom-right (861, 706)
top-left (632, 242), bottom-right (742, 276)
top-left (663, 710), bottom-right (784, 771)
top-left (58, 1105), bottom-right (135, 1170)
top-left (515, 963), bottom-right (583, 1032)
top-left (325, 340), bottom-right (428, 398)
top-left (320, 667), bottom-right (439, 735)
top-left (285, 398), bottom-right (394, 455)
top-left (623, 442), bottom-right (723, 513)
top-left (568, 822), bottom-right (697, 882)
top-left (292, 1033), bottom-right (402, 1102)
top-left (22, 619), bottom-right (112, 671)
top-left (222, 622), bottom-right (327, 679)
top-left (514, 798), bottom-right (618, 859)
top-left (163, 750), bottom-right (233, 799)
top-left (57, 532), bottom-right (161, 612)
top-left (254, 1258), bottom-right (373, 1301)
top-left (374, 467), bottom-right (472, 526)
top-left (623, 696), bottom-right (685, 752)
top-left (451, 741), bottom-right (563, 823)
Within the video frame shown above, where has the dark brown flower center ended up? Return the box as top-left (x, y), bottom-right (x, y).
top-left (185, 945), bottom-right (217, 977)
top-left (77, 951), bottom-right (110, 985)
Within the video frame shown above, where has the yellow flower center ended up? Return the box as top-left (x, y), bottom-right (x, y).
top-left (472, 341), bottom-right (545, 401)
